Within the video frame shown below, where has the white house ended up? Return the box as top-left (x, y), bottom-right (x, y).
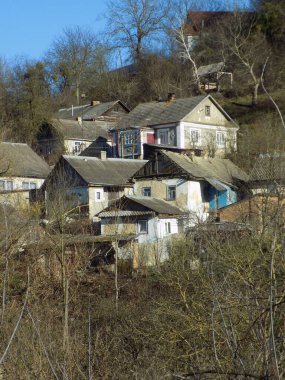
top-left (112, 94), bottom-right (238, 159)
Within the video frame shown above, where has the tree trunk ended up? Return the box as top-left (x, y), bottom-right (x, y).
top-left (252, 82), bottom-right (259, 107)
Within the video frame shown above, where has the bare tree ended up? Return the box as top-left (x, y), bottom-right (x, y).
top-left (106, 0), bottom-right (169, 62)
top-left (47, 26), bottom-right (103, 105)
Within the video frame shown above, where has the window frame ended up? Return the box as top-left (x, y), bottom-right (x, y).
top-left (216, 131), bottom-right (226, 147)
top-left (142, 187), bottom-right (151, 197)
top-left (190, 128), bottom-right (201, 145)
top-left (0, 179), bottom-right (13, 191)
top-left (165, 221), bottom-right (171, 234)
top-left (137, 219), bottom-right (148, 234)
top-left (22, 181), bottom-right (37, 190)
top-left (205, 105), bottom-right (211, 117)
top-left (74, 141), bottom-right (81, 153)
top-left (167, 185), bottom-right (176, 201)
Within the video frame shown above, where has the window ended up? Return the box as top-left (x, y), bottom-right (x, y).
top-left (165, 221), bottom-right (171, 234)
top-left (123, 132), bottom-right (133, 145)
top-left (205, 105), bottom-right (211, 116)
top-left (0, 180), bottom-right (13, 191)
top-left (190, 129), bottom-right (200, 145)
top-left (137, 220), bottom-right (148, 234)
top-left (95, 189), bottom-right (104, 202)
top-left (216, 131), bottom-right (226, 147)
top-left (22, 181), bottom-right (37, 190)
top-left (74, 141), bottom-right (81, 153)
top-left (158, 130), bottom-right (168, 145)
top-left (167, 185), bottom-right (176, 200)
top-left (142, 187), bottom-right (151, 197)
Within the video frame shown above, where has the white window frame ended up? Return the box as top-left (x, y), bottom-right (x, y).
top-left (165, 221), bottom-right (171, 234)
top-left (158, 130), bottom-right (169, 145)
top-left (137, 219), bottom-right (148, 234)
top-left (0, 180), bottom-right (13, 191)
top-left (74, 141), bottom-right (81, 153)
top-left (22, 181), bottom-right (37, 190)
top-left (190, 129), bottom-right (201, 145)
top-left (123, 132), bottom-right (133, 145)
top-left (95, 189), bottom-right (104, 202)
top-left (216, 131), bottom-right (226, 147)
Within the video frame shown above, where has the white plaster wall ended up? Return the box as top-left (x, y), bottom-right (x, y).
top-left (0, 176), bottom-right (45, 191)
top-left (64, 139), bottom-right (93, 155)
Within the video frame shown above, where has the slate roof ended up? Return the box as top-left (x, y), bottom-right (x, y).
top-left (63, 156), bottom-right (147, 186)
top-left (97, 195), bottom-right (185, 217)
top-left (117, 94), bottom-right (234, 129)
top-left (51, 118), bottom-right (112, 140)
top-left (161, 150), bottom-right (249, 186)
top-left (250, 153), bottom-right (285, 182)
top-left (57, 100), bottom-right (129, 120)
top-left (0, 142), bottom-right (51, 178)
top-left (126, 196), bottom-right (185, 215)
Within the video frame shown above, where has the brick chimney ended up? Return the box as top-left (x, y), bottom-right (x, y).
top-left (91, 100), bottom-right (101, 106)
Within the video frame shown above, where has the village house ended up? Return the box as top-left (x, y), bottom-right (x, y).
top-left (37, 118), bottom-right (114, 158)
top-left (56, 100), bottom-right (129, 121)
top-left (0, 142), bottom-right (51, 207)
top-left (111, 94), bottom-right (238, 159)
top-left (249, 153), bottom-right (285, 195)
top-left (37, 100), bottom-right (129, 160)
top-left (132, 149), bottom-right (249, 224)
top-left (42, 153), bottom-right (147, 220)
top-left (96, 195), bottom-right (186, 265)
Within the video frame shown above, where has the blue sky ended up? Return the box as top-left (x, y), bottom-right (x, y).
top-left (0, 0), bottom-right (108, 62)
top-left (0, 0), bottom-right (252, 63)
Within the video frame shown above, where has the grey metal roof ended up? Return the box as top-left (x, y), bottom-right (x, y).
top-left (197, 62), bottom-right (224, 76)
top-left (57, 100), bottom-right (128, 120)
top-left (0, 142), bottom-right (51, 178)
top-left (51, 118), bottom-right (113, 140)
top-left (126, 196), bottom-right (185, 215)
top-left (63, 156), bottom-right (147, 186)
top-left (161, 150), bottom-right (249, 185)
top-left (117, 95), bottom-right (207, 128)
top-left (250, 153), bottom-right (285, 182)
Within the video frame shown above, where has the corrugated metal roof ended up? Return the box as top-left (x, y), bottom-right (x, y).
top-left (99, 210), bottom-right (154, 217)
top-left (126, 196), bottom-right (185, 215)
top-left (161, 150), bottom-right (249, 185)
top-left (63, 156), bottom-right (147, 186)
top-left (250, 153), bottom-right (285, 182)
top-left (51, 118), bottom-right (113, 140)
top-left (57, 100), bottom-right (129, 120)
top-left (0, 142), bottom-right (51, 178)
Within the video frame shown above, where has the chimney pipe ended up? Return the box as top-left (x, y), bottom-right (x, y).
top-left (100, 150), bottom-right (107, 160)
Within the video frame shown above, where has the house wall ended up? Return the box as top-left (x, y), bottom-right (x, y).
top-left (101, 216), bottom-right (179, 244)
top-left (64, 139), bottom-right (93, 155)
top-left (134, 178), bottom-right (207, 219)
top-left (89, 186), bottom-right (134, 219)
top-left (183, 97), bottom-right (229, 126)
top-left (0, 190), bottom-right (31, 208)
top-left (0, 176), bottom-right (45, 191)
